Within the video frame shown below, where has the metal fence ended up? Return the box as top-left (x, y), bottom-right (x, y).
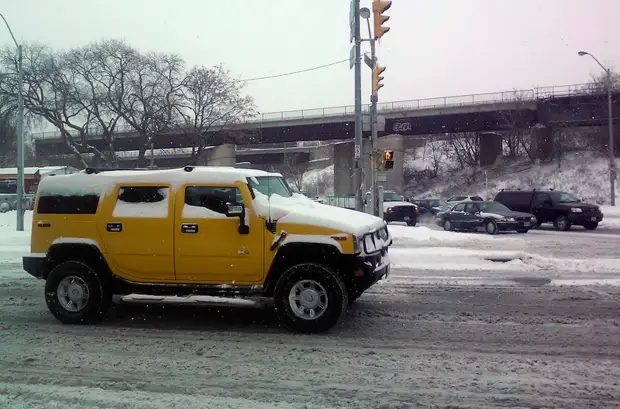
top-left (31, 83), bottom-right (594, 141)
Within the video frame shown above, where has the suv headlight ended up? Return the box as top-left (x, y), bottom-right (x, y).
top-left (570, 207), bottom-right (583, 213)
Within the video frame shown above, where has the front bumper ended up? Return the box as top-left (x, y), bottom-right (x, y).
top-left (495, 221), bottom-right (532, 231)
top-left (23, 255), bottom-right (48, 279)
top-left (351, 249), bottom-right (390, 293)
top-left (568, 213), bottom-right (603, 225)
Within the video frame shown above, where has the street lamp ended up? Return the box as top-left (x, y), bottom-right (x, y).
top-left (578, 50), bottom-right (616, 206)
top-left (1, 13), bottom-right (25, 229)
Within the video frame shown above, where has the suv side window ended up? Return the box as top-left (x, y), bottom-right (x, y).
top-left (452, 203), bottom-right (466, 212)
top-left (184, 186), bottom-right (243, 217)
top-left (113, 186), bottom-right (170, 218)
top-left (470, 196), bottom-right (483, 201)
top-left (532, 193), bottom-right (552, 207)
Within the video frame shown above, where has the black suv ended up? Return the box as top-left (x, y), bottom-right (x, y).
top-left (494, 189), bottom-right (603, 231)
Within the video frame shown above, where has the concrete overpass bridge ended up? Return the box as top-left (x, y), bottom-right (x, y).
top-left (33, 83), bottom-right (620, 161)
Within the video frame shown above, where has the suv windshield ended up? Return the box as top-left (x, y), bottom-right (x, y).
top-left (383, 192), bottom-right (402, 202)
top-left (550, 192), bottom-right (579, 203)
top-left (479, 202), bottom-right (510, 213)
top-left (249, 176), bottom-right (293, 198)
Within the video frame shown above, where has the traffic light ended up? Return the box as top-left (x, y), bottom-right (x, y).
top-left (383, 150), bottom-right (394, 169)
top-left (372, 0), bottom-right (392, 40)
top-left (372, 65), bottom-right (386, 94)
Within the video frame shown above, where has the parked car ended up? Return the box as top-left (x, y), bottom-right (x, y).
top-left (383, 200), bottom-right (419, 226)
top-left (436, 201), bottom-right (536, 235)
top-left (494, 189), bottom-right (603, 231)
top-left (412, 198), bottom-right (450, 216)
top-left (445, 195), bottom-right (484, 204)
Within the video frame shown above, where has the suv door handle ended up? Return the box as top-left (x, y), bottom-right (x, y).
top-left (106, 223), bottom-right (123, 232)
top-left (181, 223), bottom-right (199, 234)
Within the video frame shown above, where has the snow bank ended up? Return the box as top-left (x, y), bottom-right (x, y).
top-left (389, 247), bottom-right (620, 275)
top-left (0, 211), bottom-right (32, 281)
top-left (388, 225), bottom-right (496, 246)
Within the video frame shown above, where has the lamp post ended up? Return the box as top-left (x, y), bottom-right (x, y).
top-left (360, 7), bottom-right (378, 215)
top-left (1, 13), bottom-right (25, 229)
top-left (578, 50), bottom-right (616, 206)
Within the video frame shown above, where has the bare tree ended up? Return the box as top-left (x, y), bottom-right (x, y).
top-left (282, 152), bottom-right (305, 192)
top-left (0, 44), bottom-right (111, 167)
top-left (0, 114), bottom-right (16, 167)
top-left (175, 65), bottom-right (255, 163)
top-left (495, 90), bottom-right (533, 158)
top-left (423, 135), bottom-right (444, 177)
top-left (444, 132), bottom-right (480, 169)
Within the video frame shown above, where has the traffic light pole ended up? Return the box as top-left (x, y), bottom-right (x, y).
top-left (369, 37), bottom-right (379, 216)
top-left (353, 0), bottom-right (364, 212)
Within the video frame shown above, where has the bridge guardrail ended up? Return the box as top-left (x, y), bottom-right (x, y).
top-left (31, 83), bottom-right (594, 141)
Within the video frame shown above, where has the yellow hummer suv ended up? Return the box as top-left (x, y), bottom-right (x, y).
top-left (23, 166), bottom-right (391, 333)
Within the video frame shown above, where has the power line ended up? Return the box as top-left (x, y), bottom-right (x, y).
top-left (240, 59), bottom-right (349, 83)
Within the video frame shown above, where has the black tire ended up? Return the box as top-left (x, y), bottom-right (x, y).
top-left (406, 219), bottom-right (417, 227)
top-left (516, 228), bottom-right (529, 234)
top-left (583, 221), bottom-right (599, 230)
top-left (443, 219), bottom-right (454, 232)
top-left (273, 263), bottom-right (348, 334)
top-left (554, 215), bottom-right (571, 231)
top-left (44, 260), bottom-right (111, 325)
top-left (485, 219), bottom-right (498, 235)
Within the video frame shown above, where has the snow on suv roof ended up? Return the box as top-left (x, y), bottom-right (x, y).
top-left (37, 166), bottom-right (282, 197)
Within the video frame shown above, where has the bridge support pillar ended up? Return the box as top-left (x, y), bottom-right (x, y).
top-left (198, 144), bottom-right (236, 166)
top-left (333, 141), bottom-right (355, 196)
top-left (531, 125), bottom-right (553, 160)
top-left (479, 132), bottom-right (503, 166)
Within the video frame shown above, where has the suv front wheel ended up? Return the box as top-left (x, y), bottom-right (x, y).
top-left (273, 263), bottom-right (348, 334)
top-left (45, 260), bottom-right (112, 325)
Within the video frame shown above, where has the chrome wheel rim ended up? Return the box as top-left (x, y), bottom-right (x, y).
top-left (445, 220), bottom-right (452, 231)
top-left (57, 276), bottom-right (90, 312)
top-left (288, 279), bottom-right (328, 320)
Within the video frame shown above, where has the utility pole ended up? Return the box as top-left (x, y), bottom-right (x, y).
top-left (353, 0), bottom-right (364, 211)
top-left (1, 13), bottom-right (25, 231)
top-left (607, 68), bottom-right (616, 206)
top-left (578, 51), bottom-right (616, 206)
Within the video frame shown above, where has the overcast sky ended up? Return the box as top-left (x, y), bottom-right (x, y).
top-left (2, 0), bottom-right (619, 114)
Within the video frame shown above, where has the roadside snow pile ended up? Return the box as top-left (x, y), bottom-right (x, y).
top-left (409, 150), bottom-right (618, 205)
top-left (600, 205), bottom-right (620, 228)
top-left (0, 211), bottom-right (32, 281)
top-left (389, 247), bottom-right (620, 275)
top-left (388, 225), bottom-right (496, 245)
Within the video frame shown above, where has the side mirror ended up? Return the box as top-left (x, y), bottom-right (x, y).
top-left (226, 203), bottom-right (244, 217)
top-left (226, 203), bottom-right (249, 235)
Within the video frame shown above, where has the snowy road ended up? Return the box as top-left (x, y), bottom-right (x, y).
top-left (1, 278), bottom-right (620, 408)
top-left (2, 211), bottom-right (620, 407)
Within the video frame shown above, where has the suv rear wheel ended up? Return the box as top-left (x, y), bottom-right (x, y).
top-left (44, 260), bottom-right (112, 324)
top-left (273, 263), bottom-right (348, 334)
top-left (554, 215), bottom-right (571, 231)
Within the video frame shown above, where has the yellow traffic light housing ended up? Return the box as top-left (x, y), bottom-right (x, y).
top-left (372, 65), bottom-right (386, 94)
top-left (383, 150), bottom-right (394, 169)
top-left (373, 0), bottom-right (392, 40)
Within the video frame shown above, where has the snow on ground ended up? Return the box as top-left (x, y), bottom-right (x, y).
top-left (0, 211), bottom-right (31, 281)
top-left (409, 150), bottom-right (618, 205)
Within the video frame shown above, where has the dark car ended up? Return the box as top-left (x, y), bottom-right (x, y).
top-left (436, 201), bottom-right (536, 235)
top-left (494, 189), bottom-right (603, 231)
top-left (383, 201), bottom-right (419, 226)
top-left (413, 198), bottom-right (450, 216)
